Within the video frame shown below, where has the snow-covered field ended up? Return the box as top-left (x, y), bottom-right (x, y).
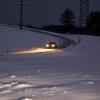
top-left (0, 26), bottom-right (100, 100)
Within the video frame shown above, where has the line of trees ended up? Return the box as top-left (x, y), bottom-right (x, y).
top-left (25, 8), bottom-right (100, 36)
top-left (60, 8), bottom-right (100, 35)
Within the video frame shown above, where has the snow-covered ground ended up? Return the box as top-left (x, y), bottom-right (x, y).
top-left (0, 26), bottom-right (100, 100)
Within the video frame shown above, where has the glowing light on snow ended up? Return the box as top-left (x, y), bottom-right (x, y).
top-left (11, 48), bottom-right (61, 55)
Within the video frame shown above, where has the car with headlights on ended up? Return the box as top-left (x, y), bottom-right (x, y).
top-left (46, 42), bottom-right (57, 49)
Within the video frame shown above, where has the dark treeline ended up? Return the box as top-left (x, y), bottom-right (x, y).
top-left (25, 8), bottom-right (100, 36)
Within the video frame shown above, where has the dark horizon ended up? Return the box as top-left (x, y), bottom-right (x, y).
top-left (0, 0), bottom-right (100, 27)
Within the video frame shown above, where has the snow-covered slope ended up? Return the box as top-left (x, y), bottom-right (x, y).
top-left (0, 26), bottom-right (100, 100)
top-left (0, 26), bottom-right (61, 51)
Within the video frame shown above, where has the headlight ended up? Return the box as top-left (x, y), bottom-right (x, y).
top-left (46, 44), bottom-right (49, 48)
top-left (51, 44), bottom-right (56, 48)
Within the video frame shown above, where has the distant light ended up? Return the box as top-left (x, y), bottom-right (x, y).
top-left (51, 44), bottom-right (56, 48)
top-left (46, 44), bottom-right (49, 48)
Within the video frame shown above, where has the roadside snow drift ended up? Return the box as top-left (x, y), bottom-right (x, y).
top-left (0, 25), bottom-right (100, 100)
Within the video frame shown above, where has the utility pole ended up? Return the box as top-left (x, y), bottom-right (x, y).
top-left (80, 0), bottom-right (89, 27)
top-left (20, 0), bottom-right (23, 30)
top-left (13, 0), bottom-right (30, 30)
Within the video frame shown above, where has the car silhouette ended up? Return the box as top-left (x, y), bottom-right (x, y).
top-left (46, 42), bottom-right (57, 49)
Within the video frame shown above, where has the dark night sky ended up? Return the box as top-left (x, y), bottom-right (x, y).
top-left (0, 0), bottom-right (100, 26)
